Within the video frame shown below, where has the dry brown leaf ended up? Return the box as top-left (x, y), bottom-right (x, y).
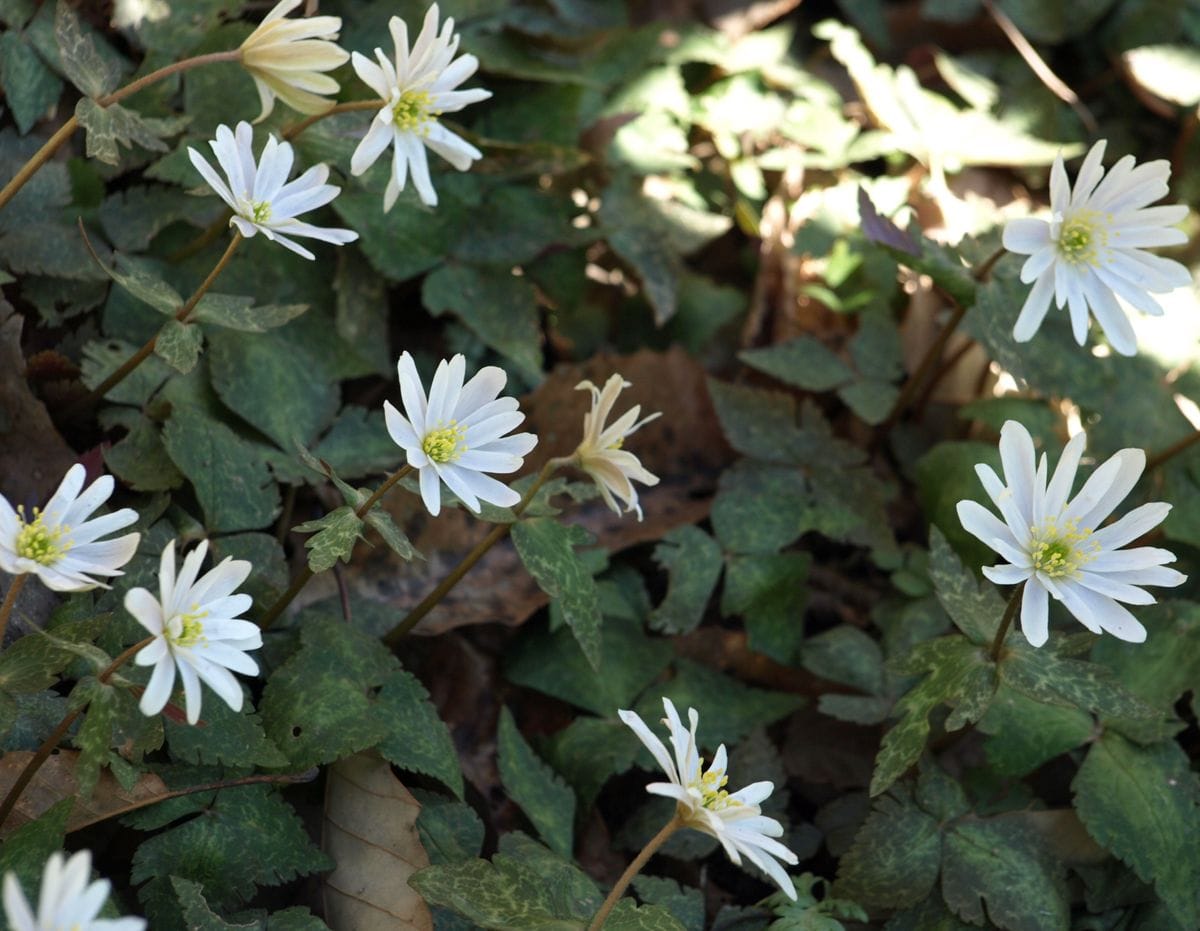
top-left (322, 752), bottom-right (433, 931)
top-left (0, 749), bottom-right (169, 837)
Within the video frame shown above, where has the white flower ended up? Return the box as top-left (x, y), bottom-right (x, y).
top-left (0, 465), bottom-right (138, 592)
top-left (239, 0), bottom-right (349, 121)
top-left (573, 375), bottom-right (660, 521)
top-left (349, 4), bottom-right (492, 209)
top-left (618, 698), bottom-right (799, 900)
top-left (1001, 140), bottom-right (1190, 356)
top-left (188, 121), bottom-right (358, 260)
top-left (957, 420), bottom-right (1185, 647)
top-left (384, 352), bottom-right (537, 517)
top-left (3, 849), bottom-right (145, 931)
top-left (127, 540), bottom-right (261, 726)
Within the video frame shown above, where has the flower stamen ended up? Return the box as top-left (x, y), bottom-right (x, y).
top-left (1029, 518), bottom-right (1098, 578)
top-left (169, 604), bottom-right (209, 648)
top-left (391, 89), bottom-right (438, 135)
top-left (422, 421), bottom-right (467, 463)
top-left (1056, 211), bottom-right (1106, 265)
top-left (14, 506), bottom-right (70, 566)
top-left (693, 765), bottom-right (740, 811)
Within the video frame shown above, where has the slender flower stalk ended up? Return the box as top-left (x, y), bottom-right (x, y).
top-left (383, 458), bottom-right (566, 646)
top-left (0, 637), bottom-right (151, 830)
top-left (989, 586), bottom-right (1024, 662)
top-left (587, 816), bottom-right (684, 931)
top-left (0, 574), bottom-right (27, 650)
top-left (258, 464), bottom-right (414, 630)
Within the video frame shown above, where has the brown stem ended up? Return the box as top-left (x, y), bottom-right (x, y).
top-left (989, 586), bottom-right (1024, 662)
top-left (972, 246), bottom-right (1006, 283)
top-left (383, 460), bottom-right (562, 647)
top-left (84, 231), bottom-right (243, 404)
top-left (257, 464), bottom-right (414, 630)
top-left (0, 50), bottom-right (242, 213)
top-left (587, 816), bottom-right (683, 931)
top-left (1146, 429), bottom-right (1200, 473)
top-left (885, 295), bottom-right (967, 426)
top-left (282, 99), bottom-right (382, 140)
top-left (0, 574), bottom-right (28, 649)
top-left (0, 636), bottom-right (152, 830)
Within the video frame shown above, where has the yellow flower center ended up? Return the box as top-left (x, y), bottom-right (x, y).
top-left (422, 421), bottom-right (467, 464)
top-left (608, 437), bottom-right (624, 450)
top-left (14, 507), bottom-right (69, 565)
top-left (250, 200), bottom-right (272, 224)
top-left (694, 766), bottom-right (740, 811)
top-left (1029, 518), bottom-right (1098, 578)
top-left (1056, 211), bottom-right (1106, 265)
top-left (169, 605), bottom-right (208, 648)
top-left (391, 89), bottom-right (438, 134)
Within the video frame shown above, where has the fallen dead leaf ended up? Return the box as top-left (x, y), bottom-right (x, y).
top-left (0, 749), bottom-right (169, 837)
top-left (322, 752), bottom-right (433, 931)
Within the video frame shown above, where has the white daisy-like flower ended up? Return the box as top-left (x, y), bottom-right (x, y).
top-left (1001, 140), bottom-right (1190, 356)
top-left (126, 540), bottom-right (261, 726)
top-left (3, 849), bottom-right (145, 931)
top-left (0, 465), bottom-right (139, 592)
top-left (349, 4), bottom-right (492, 210)
top-left (618, 698), bottom-right (799, 900)
top-left (573, 375), bottom-right (660, 521)
top-left (239, 0), bottom-right (349, 122)
top-left (188, 121), bottom-right (358, 260)
top-left (383, 352), bottom-right (537, 517)
top-left (956, 420), bottom-right (1185, 647)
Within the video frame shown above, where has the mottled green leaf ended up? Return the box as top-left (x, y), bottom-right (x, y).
top-left (722, 552), bottom-right (810, 665)
top-left (739, 337), bottom-right (853, 392)
top-left (193, 294), bottom-right (308, 332)
top-left (0, 32), bottom-right (62, 134)
top-left (0, 610), bottom-right (107, 693)
top-left (0, 798), bottom-right (70, 889)
top-left (978, 686), bottom-right (1092, 778)
top-left (999, 642), bottom-right (1158, 722)
top-left (498, 707), bottom-right (576, 857)
top-left (712, 462), bottom-right (810, 555)
top-left (165, 698), bottom-right (287, 769)
top-left (543, 715), bottom-right (640, 810)
top-left (604, 899), bottom-right (688, 931)
top-left (928, 528), bottom-right (1003, 645)
top-left (53, 0), bottom-right (120, 97)
top-left (154, 319), bottom-right (202, 374)
top-left (363, 507), bottom-right (416, 561)
top-left (293, 506), bottom-right (364, 574)
top-left (801, 625), bottom-right (884, 695)
top-left (836, 788), bottom-right (940, 908)
top-left (376, 669), bottom-right (463, 797)
top-left (1072, 734), bottom-right (1200, 929)
top-left (415, 793), bottom-right (485, 865)
top-left (311, 407), bottom-right (400, 480)
top-left (82, 338), bottom-right (172, 405)
top-left (75, 99), bottom-right (184, 165)
top-left (648, 526), bottom-right (723, 635)
top-left (512, 518), bottom-right (603, 671)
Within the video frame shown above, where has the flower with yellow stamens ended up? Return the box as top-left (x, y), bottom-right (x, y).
top-left (572, 374), bottom-right (660, 521)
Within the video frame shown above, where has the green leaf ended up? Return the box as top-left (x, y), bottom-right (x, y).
top-left (764, 873), bottom-right (868, 929)
top-left (193, 294), bottom-right (309, 332)
top-left (801, 625), bottom-right (884, 695)
top-left (165, 697), bottom-right (287, 769)
top-left (131, 785), bottom-right (332, 908)
top-left (918, 443), bottom-right (1005, 574)
top-left (97, 254), bottom-right (182, 317)
top-left (872, 635), bottom-right (994, 796)
top-left (53, 0), bottom-right (120, 97)
top-left (884, 894), bottom-right (978, 931)
top-left (604, 899), bottom-right (688, 931)
top-left (927, 528), bottom-right (1003, 644)
top-left (0, 798), bottom-right (70, 889)
top-left (334, 249), bottom-right (389, 374)
top-left (376, 668), bottom-right (463, 797)
top-left (0, 610), bottom-right (107, 692)
top-left (82, 338), bottom-right (172, 405)
top-left (260, 614), bottom-right (397, 769)
top-left (0, 32), bottom-right (62, 135)
top-left (162, 406), bottom-right (281, 532)
top-left (172, 877), bottom-right (262, 931)
top-left (1072, 734), bottom-right (1200, 929)
top-left (647, 526), bottom-right (723, 635)
top-left (363, 507), bottom-right (416, 561)
top-left (739, 337), bottom-right (853, 392)
top-left (415, 792), bottom-right (485, 865)
top-left (498, 707), bottom-right (576, 857)
top-left (722, 552), bottom-right (810, 665)
top-left (511, 518), bottom-right (603, 671)
top-left (72, 678), bottom-right (117, 797)
top-left (75, 98), bottom-right (183, 165)
top-left (977, 686), bottom-right (1092, 778)
top-left (707, 380), bottom-right (807, 464)
top-left (294, 506), bottom-right (364, 573)
top-left (154, 319), bottom-right (203, 374)
top-left (542, 716), bottom-right (641, 810)
top-left (422, 263), bottom-right (544, 384)
top-left (941, 817), bottom-right (1069, 931)
top-left (632, 877), bottom-right (703, 931)
top-left (1090, 601), bottom-right (1200, 711)
top-left (712, 462), bottom-right (811, 555)
top-left (997, 0), bottom-right (1117, 42)
top-left (836, 788), bottom-right (940, 908)
top-left (999, 641), bottom-right (1159, 722)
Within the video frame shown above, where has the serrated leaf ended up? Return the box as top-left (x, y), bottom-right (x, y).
top-left (131, 785), bottom-right (332, 908)
top-left (364, 507), bottom-right (417, 561)
top-left (712, 462), bottom-right (810, 555)
top-left (192, 294), bottom-right (308, 332)
top-left (71, 678), bottom-right (116, 798)
top-left (977, 686), bottom-right (1092, 778)
top-left (0, 797), bottom-right (70, 890)
top-left (631, 876), bottom-right (703, 931)
top-left (836, 788), bottom-right (940, 908)
top-left (722, 552), bottom-right (810, 665)
top-left (0, 32), bottom-right (62, 135)
top-left (0, 611), bottom-right (107, 693)
top-left (999, 642), bottom-right (1158, 722)
top-left (498, 707), bottom-right (576, 857)
top-left (1072, 734), bottom-right (1200, 929)
top-left (154, 319), bottom-right (202, 373)
top-left (941, 817), bottom-right (1069, 931)
top-left (414, 793), bottom-right (484, 865)
top-left (648, 526), bottom-right (723, 635)
top-left (311, 407), bottom-right (400, 480)
top-left (928, 528), bottom-right (1003, 644)
top-left (377, 669), bottom-right (463, 797)
top-left (604, 899), bottom-right (688, 931)
top-left (165, 698), bottom-right (287, 769)
top-left (511, 518), bottom-right (603, 671)
top-left (75, 98), bottom-right (183, 165)
top-left (53, 0), bottom-right (120, 97)
top-left (739, 337), bottom-right (853, 392)
top-left (542, 716), bottom-right (640, 810)
top-left (294, 506), bottom-right (364, 573)
top-left (171, 877), bottom-right (263, 930)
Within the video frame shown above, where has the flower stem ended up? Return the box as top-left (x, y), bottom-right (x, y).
top-left (972, 246), bottom-right (1006, 284)
top-left (383, 459), bottom-right (564, 647)
top-left (257, 463), bottom-right (414, 630)
top-left (885, 295), bottom-right (967, 426)
top-left (1146, 430), bottom-right (1200, 473)
top-left (0, 636), bottom-right (152, 830)
top-left (0, 574), bottom-right (28, 650)
top-left (989, 586), bottom-right (1024, 662)
top-left (587, 816), bottom-right (683, 931)
top-left (282, 99), bottom-right (381, 140)
top-left (0, 50), bottom-right (242, 213)
top-left (84, 231), bottom-right (243, 404)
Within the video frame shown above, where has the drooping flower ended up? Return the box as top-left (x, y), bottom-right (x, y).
top-left (619, 698), bottom-right (798, 900)
top-left (572, 375), bottom-right (660, 521)
top-left (0, 465), bottom-right (139, 592)
top-left (956, 420), bottom-right (1185, 647)
top-left (3, 849), bottom-right (145, 931)
top-left (1001, 140), bottom-right (1190, 356)
top-left (384, 352), bottom-right (537, 517)
top-left (349, 4), bottom-right (492, 210)
top-left (127, 540), bottom-right (261, 726)
top-left (188, 121), bottom-right (358, 260)
top-left (239, 0), bottom-right (349, 121)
